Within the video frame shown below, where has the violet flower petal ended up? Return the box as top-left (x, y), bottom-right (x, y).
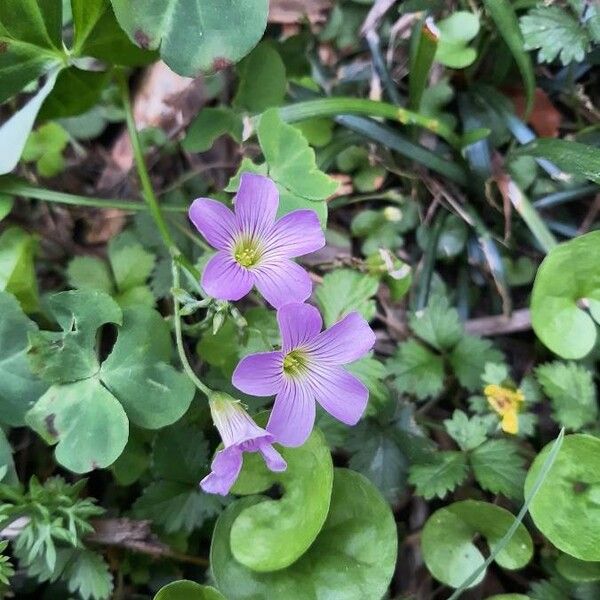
top-left (277, 302), bottom-right (323, 352)
top-left (264, 209), bottom-right (325, 258)
top-left (201, 252), bottom-right (254, 301)
top-left (308, 364), bottom-right (368, 425)
top-left (253, 260), bottom-right (313, 308)
top-left (267, 379), bottom-right (316, 447)
top-left (189, 198), bottom-right (237, 250)
top-left (308, 312), bottom-right (376, 365)
top-left (258, 443), bottom-right (287, 472)
top-left (234, 173), bottom-right (279, 238)
top-left (200, 446), bottom-right (243, 496)
top-left (232, 351), bottom-right (284, 396)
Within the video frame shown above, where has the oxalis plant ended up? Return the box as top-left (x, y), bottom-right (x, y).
top-left (0, 0), bottom-right (599, 599)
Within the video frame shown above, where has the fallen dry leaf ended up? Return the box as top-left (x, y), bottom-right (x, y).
top-left (506, 86), bottom-right (562, 138)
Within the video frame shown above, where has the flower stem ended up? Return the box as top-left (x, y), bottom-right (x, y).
top-left (117, 69), bottom-right (200, 281)
top-left (171, 260), bottom-right (213, 398)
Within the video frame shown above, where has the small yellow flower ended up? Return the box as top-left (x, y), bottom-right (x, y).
top-left (484, 384), bottom-right (525, 434)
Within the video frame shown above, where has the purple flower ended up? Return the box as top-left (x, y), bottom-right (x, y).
top-left (200, 393), bottom-right (286, 496)
top-left (232, 303), bottom-right (376, 447)
top-left (189, 173), bottom-right (325, 308)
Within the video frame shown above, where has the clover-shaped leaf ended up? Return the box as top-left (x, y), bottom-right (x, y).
top-left (0, 291), bottom-right (47, 426)
top-left (526, 434), bottom-right (600, 561)
top-left (154, 581), bottom-right (226, 600)
top-left (435, 11), bottom-right (480, 69)
top-left (25, 291), bottom-right (195, 473)
top-left (531, 231), bottom-right (600, 359)
top-left (212, 469), bottom-right (397, 600)
top-left (422, 500), bottom-right (533, 588)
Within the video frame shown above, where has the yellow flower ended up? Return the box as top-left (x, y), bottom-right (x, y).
top-left (484, 384), bottom-right (525, 434)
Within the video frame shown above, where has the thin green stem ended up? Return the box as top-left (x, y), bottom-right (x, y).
top-left (277, 98), bottom-right (462, 149)
top-left (117, 70), bottom-right (178, 253)
top-left (447, 428), bottom-right (565, 600)
top-left (171, 260), bottom-right (213, 398)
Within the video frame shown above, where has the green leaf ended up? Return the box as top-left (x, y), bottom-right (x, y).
top-left (530, 231), bottom-right (600, 359)
top-left (0, 291), bottom-right (47, 426)
top-left (520, 6), bottom-right (590, 65)
top-left (314, 269), bottom-right (379, 327)
top-left (212, 469), bottom-right (397, 600)
top-left (133, 480), bottom-right (223, 534)
top-left (111, 431), bottom-right (149, 485)
top-left (25, 378), bottom-right (129, 473)
top-left (109, 0), bottom-right (268, 75)
top-left (183, 107), bottom-right (243, 153)
top-left (409, 451), bottom-right (468, 499)
top-left (387, 340), bottom-right (445, 400)
top-left (22, 122), bottom-right (69, 177)
top-left (417, 213), bottom-right (468, 259)
top-left (71, 0), bottom-right (156, 66)
top-left (230, 428), bottom-right (333, 572)
top-left (0, 195), bottom-right (14, 222)
top-left (0, 428), bottom-right (17, 485)
top-left (483, 0), bottom-right (535, 114)
top-left (100, 307), bottom-right (195, 429)
top-left (435, 12), bottom-right (480, 69)
top-left (67, 256), bottom-right (114, 295)
top-left (28, 290), bottom-right (122, 383)
top-left (422, 500), bottom-right (533, 589)
top-left (450, 335), bottom-right (504, 391)
top-left (0, 227), bottom-right (40, 313)
top-left (471, 439), bottom-right (526, 500)
top-left (258, 108), bottom-right (338, 201)
top-left (0, 1), bottom-right (64, 104)
top-left (536, 362), bottom-right (597, 429)
top-left (154, 581), bottom-right (226, 600)
top-left (277, 185), bottom-right (328, 226)
top-left (444, 410), bottom-right (488, 451)
top-left (526, 434), bottom-right (600, 561)
top-left (346, 355), bottom-right (391, 414)
top-left (515, 139), bottom-right (600, 186)
top-left (64, 549), bottom-right (113, 600)
top-left (408, 294), bottom-right (462, 351)
top-left (0, 68), bottom-right (60, 175)
top-left (234, 41), bottom-right (287, 113)
top-left (38, 68), bottom-right (110, 121)
top-left (107, 233), bottom-right (155, 292)
top-left (556, 554), bottom-right (600, 583)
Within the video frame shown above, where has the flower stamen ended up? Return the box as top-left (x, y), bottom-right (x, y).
top-left (233, 238), bottom-right (262, 268)
top-left (283, 349), bottom-right (310, 377)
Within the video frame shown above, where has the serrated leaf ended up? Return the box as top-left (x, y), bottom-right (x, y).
top-left (409, 451), bottom-right (468, 499)
top-left (258, 108), bottom-right (338, 201)
top-left (67, 256), bottom-right (114, 295)
top-left (346, 355), bottom-right (391, 414)
top-left (535, 362), bottom-right (598, 429)
top-left (409, 295), bottom-right (462, 350)
top-left (520, 6), bottom-right (590, 65)
top-left (109, 0), bottom-right (268, 76)
top-left (133, 481), bottom-right (223, 534)
top-left (450, 335), bottom-right (504, 391)
top-left (444, 410), bottom-right (488, 451)
top-left (387, 340), bottom-right (445, 400)
top-left (64, 549), bottom-right (113, 600)
top-left (314, 269), bottom-right (379, 327)
top-left (183, 107), bottom-right (243, 153)
top-left (108, 233), bottom-right (155, 292)
top-left (470, 439), bottom-right (526, 500)
top-left (0, 291), bottom-right (47, 426)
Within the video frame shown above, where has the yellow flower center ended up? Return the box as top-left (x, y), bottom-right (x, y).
top-left (283, 350), bottom-right (309, 376)
top-left (484, 384), bottom-right (525, 435)
top-left (233, 239), bottom-right (262, 268)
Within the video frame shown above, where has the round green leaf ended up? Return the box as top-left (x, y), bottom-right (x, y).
top-left (422, 500), bottom-right (533, 589)
top-left (109, 0), bottom-right (269, 76)
top-left (154, 580), bottom-right (225, 600)
top-left (556, 554), bottom-right (600, 583)
top-left (525, 434), bottom-right (600, 561)
top-left (25, 379), bottom-right (129, 473)
top-left (212, 468), bottom-right (397, 600)
top-left (229, 428), bottom-right (333, 571)
top-left (531, 231), bottom-right (600, 359)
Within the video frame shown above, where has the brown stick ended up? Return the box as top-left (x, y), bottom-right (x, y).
top-left (464, 308), bottom-right (532, 337)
